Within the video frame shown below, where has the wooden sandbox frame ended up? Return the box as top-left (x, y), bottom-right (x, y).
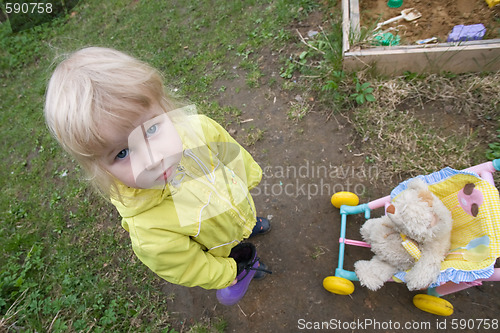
top-left (342, 0), bottom-right (500, 74)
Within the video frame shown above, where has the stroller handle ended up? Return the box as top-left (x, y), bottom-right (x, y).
top-left (493, 159), bottom-right (500, 171)
top-left (464, 159), bottom-right (500, 186)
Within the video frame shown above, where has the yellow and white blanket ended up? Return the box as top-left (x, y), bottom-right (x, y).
top-left (392, 168), bottom-right (500, 286)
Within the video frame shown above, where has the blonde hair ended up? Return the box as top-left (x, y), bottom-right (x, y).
top-left (44, 47), bottom-right (181, 198)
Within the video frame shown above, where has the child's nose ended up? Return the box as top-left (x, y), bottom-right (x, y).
top-left (145, 153), bottom-right (163, 171)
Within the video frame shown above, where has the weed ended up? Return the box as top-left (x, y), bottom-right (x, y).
top-left (486, 130), bottom-right (500, 160)
top-left (245, 127), bottom-right (265, 146)
top-left (321, 71), bottom-right (347, 105)
top-left (350, 81), bottom-right (376, 105)
top-left (310, 246), bottom-right (326, 260)
top-left (246, 67), bottom-right (264, 88)
top-left (188, 317), bottom-right (227, 333)
top-left (280, 56), bottom-right (297, 79)
top-left (287, 101), bottom-right (311, 122)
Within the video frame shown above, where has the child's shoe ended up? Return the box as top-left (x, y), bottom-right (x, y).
top-left (216, 243), bottom-right (271, 306)
top-left (249, 217), bottom-right (271, 237)
top-left (253, 262), bottom-right (269, 280)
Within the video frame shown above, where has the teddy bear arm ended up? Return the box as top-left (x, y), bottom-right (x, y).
top-left (405, 250), bottom-right (442, 291)
top-left (360, 216), bottom-right (394, 244)
top-left (354, 256), bottom-right (400, 291)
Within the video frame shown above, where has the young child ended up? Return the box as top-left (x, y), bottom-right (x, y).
top-left (44, 47), bottom-right (271, 305)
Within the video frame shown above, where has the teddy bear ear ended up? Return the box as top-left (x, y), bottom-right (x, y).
top-left (408, 178), bottom-right (427, 190)
top-left (418, 189), bottom-right (434, 207)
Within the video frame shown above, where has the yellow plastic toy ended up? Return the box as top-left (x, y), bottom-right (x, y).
top-left (331, 191), bottom-right (359, 209)
top-left (413, 294), bottom-right (453, 316)
top-left (323, 276), bottom-right (355, 295)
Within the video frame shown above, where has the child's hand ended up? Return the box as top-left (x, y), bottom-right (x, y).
top-left (229, 279), bottom-right (238, 286)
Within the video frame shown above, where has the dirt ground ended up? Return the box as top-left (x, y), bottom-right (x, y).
top-left (360, 0), bottom-right (500, 44)
top-left (158, 7), bottom-right (500, 333)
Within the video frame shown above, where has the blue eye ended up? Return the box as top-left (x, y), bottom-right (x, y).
top-left (116, 148), bottom-right (129, 160)
top-left (146, 124), bottom-right (158, 137)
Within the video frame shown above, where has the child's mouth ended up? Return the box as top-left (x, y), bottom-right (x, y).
top-left (157, 166), bottom-right (174, 182)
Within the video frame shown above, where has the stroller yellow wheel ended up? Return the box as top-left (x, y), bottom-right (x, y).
top-left (331, 192), bottom-right (359, 208)
top-left (413, 294), bottom-right (454, 316)
top-left (323, 276), bottom-right (355, 295)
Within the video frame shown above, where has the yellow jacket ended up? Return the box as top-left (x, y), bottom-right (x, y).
top-left (111, 112), bottom-right (262, 289)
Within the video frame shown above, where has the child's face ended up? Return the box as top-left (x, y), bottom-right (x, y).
top-left (101, 104), bottom-right (183, 189)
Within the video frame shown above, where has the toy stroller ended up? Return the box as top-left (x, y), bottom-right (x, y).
top-left (324, 159), bottom-right (500, 316)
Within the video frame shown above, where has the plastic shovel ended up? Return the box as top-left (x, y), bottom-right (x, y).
top-left (374, 8), bottom-right (422, 31)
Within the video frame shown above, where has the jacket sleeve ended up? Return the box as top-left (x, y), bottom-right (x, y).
top-left (127, 216), bottom-right (237, 290)
top-left (199, 115), bottom-right (262, 190)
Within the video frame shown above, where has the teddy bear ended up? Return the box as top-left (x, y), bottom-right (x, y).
top-left (354, 178), bottom-right (453, 291)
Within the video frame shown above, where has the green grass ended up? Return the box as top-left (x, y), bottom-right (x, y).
top-left (0, 0), bottom-right (334, 331)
